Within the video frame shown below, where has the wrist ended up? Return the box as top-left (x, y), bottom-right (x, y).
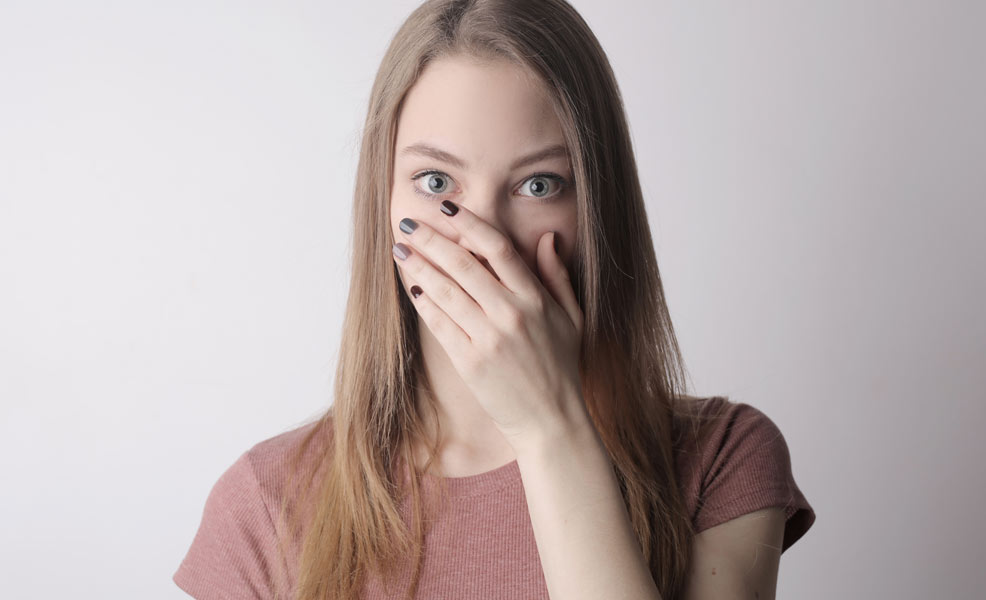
top-left (511, 404), bottom-right (602, 464)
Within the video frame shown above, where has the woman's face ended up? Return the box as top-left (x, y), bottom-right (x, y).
top-left (390, 55), bottom-right (577, 299)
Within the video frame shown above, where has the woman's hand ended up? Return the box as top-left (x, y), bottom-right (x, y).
top-left (392, 199), bottom-right (586, 451)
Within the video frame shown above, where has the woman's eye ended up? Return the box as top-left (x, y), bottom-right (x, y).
top-left (518, 174), bottom-right (565, 199)
top-left (412, 171), bottom-right (458, 197)
top-left (410, 170), bottom-right (569, 202)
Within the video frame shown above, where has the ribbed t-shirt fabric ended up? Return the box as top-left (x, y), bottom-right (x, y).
top-left (173, 396), bottom-right (815, 599)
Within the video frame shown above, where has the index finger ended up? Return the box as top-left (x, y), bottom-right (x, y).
top-left (437, 199), bottom-right (542, 299)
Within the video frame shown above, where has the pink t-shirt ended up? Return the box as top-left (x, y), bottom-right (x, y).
top-left (173, 396), bottom-right (815, 599)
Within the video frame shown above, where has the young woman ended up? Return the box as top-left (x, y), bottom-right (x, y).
top-left (174, 1), bottom-right (815, 599)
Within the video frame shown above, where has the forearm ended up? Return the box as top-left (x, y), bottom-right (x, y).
top-left (514, 409), bottom-right (662, 600)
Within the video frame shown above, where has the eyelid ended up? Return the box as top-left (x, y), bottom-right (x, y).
top-left (411, 169), bottom-right (569, 201)
top-left (518, 172), bottom-right (568, 198)
top-left (411, 169), bottom-right (460, 196)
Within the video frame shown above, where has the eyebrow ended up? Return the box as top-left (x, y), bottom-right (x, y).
top-left (399, 142), bottom-right (569, 171)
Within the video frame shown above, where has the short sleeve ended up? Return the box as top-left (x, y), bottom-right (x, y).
top-left (173, 450), bottom-right (288, 600)
top-left (693, 402), bottom-right (816, 553)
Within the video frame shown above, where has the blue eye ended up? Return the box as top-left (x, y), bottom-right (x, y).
top-left (413, 171), bottom-right (458, 197)
top-left (518, 174), bottom-right (567, 199)
top-left (410, 170), bottom-right (570, 203)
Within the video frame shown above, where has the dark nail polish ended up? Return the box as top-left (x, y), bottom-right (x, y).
top-left (410, 285), bottom-right (423, 298)
top-left (440, 200), bottom-right (458, 216)
top-left (399, 218), bottom-right (418, 234)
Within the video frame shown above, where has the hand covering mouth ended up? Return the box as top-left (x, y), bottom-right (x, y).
top-left (472, 252), bottom-right (500, 282)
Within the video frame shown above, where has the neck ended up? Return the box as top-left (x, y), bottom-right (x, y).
top-left (411, 316), bottom-right (517, 476)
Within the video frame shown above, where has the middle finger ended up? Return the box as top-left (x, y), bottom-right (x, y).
top-left (394, 221), bottom-right (491, 339)
top-left (397, 217), bottom-right (511, 316)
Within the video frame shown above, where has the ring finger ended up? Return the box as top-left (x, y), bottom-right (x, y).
top-left (392, 241), bottom-right (491, 344)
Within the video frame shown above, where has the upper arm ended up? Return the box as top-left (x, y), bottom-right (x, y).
top-left (173, 451), bottom-right (288, 600)
top-left (680, 507), bottom-right (787, 600)
top-left (688, 401), bottom-right (816, 555)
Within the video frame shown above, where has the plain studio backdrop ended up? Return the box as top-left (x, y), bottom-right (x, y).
top-left (1, 0), bottom-right (983, 598)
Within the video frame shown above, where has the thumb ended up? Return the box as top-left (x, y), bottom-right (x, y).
top-left (537, 231), bottom-right (583, 334)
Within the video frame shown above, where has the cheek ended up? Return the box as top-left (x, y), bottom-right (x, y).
top-left (390, 198), bottom-right (414, 247)
top-left (388, 200), bottom-right (405, 279)
top-left (390, 189), bottom-right (430, 229)
top-left (389, 199), bottom-right (402, 234)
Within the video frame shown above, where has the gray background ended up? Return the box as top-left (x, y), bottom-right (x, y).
top-left (1, 0), bottom-right (983, 598)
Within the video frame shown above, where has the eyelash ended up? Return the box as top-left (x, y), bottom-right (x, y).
top-left (410, 169), bottom-right (571, 203)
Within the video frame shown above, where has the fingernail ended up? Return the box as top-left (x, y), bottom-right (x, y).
top-left (410, 285), bottom-right (423, 298)
top-left (440, 200), bottom-right (458, 216)
top-left (392, 243), bottom-right (410, 260)
top-left (399, 218), bottom-right (418, 234)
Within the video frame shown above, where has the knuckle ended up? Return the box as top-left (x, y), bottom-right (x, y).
top-left (407, 255), bottom-right (425, 274)
top-left (436, 281), bottom-right (457, 302)
top-left (501, 307), bottom-right (524, 333)
top-left (422, 312), bottom-right (439, 333)
top-left (419, 227), bottom-right (438, 246)
top-left (492, 239), bottom-right (517, 262)
top-left (481, 331), bottom-right (506, 355)
top-left (451, 251), bottom-right (475, 273)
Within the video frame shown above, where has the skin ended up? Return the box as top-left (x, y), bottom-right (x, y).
top-left (386, 53), bottom-right (787, 600)
top-left (681, 507), bottom-right (785, 600)
top-left (389, 54), bottom-right (579, 475)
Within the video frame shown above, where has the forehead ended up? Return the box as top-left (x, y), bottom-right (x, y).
top-left (394, 55), bottom-right (565, 164)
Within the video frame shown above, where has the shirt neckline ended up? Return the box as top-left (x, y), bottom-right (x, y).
top-left (399, 456), bottom-right (522, 498)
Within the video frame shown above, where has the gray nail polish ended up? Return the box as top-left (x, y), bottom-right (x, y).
top-left (399, 218), bottom-right (418, 234)
top-left (392, 243), bottom-right (410, 260)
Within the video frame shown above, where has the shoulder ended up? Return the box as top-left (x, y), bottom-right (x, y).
top-left (189, 417), bottom-right (330, 519)
top-left (242, 417), bottom-right (331, 504)
top-left (673, 396), bottom-right (816, 553)
top-left (172, 417), bottom-right (333, 599)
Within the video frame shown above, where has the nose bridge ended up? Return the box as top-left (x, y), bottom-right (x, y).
top-left (448, 182), bottom-right (508, 252)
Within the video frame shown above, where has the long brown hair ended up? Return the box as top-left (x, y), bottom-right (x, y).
top-left (271, 1), bottom-right (733, 598)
